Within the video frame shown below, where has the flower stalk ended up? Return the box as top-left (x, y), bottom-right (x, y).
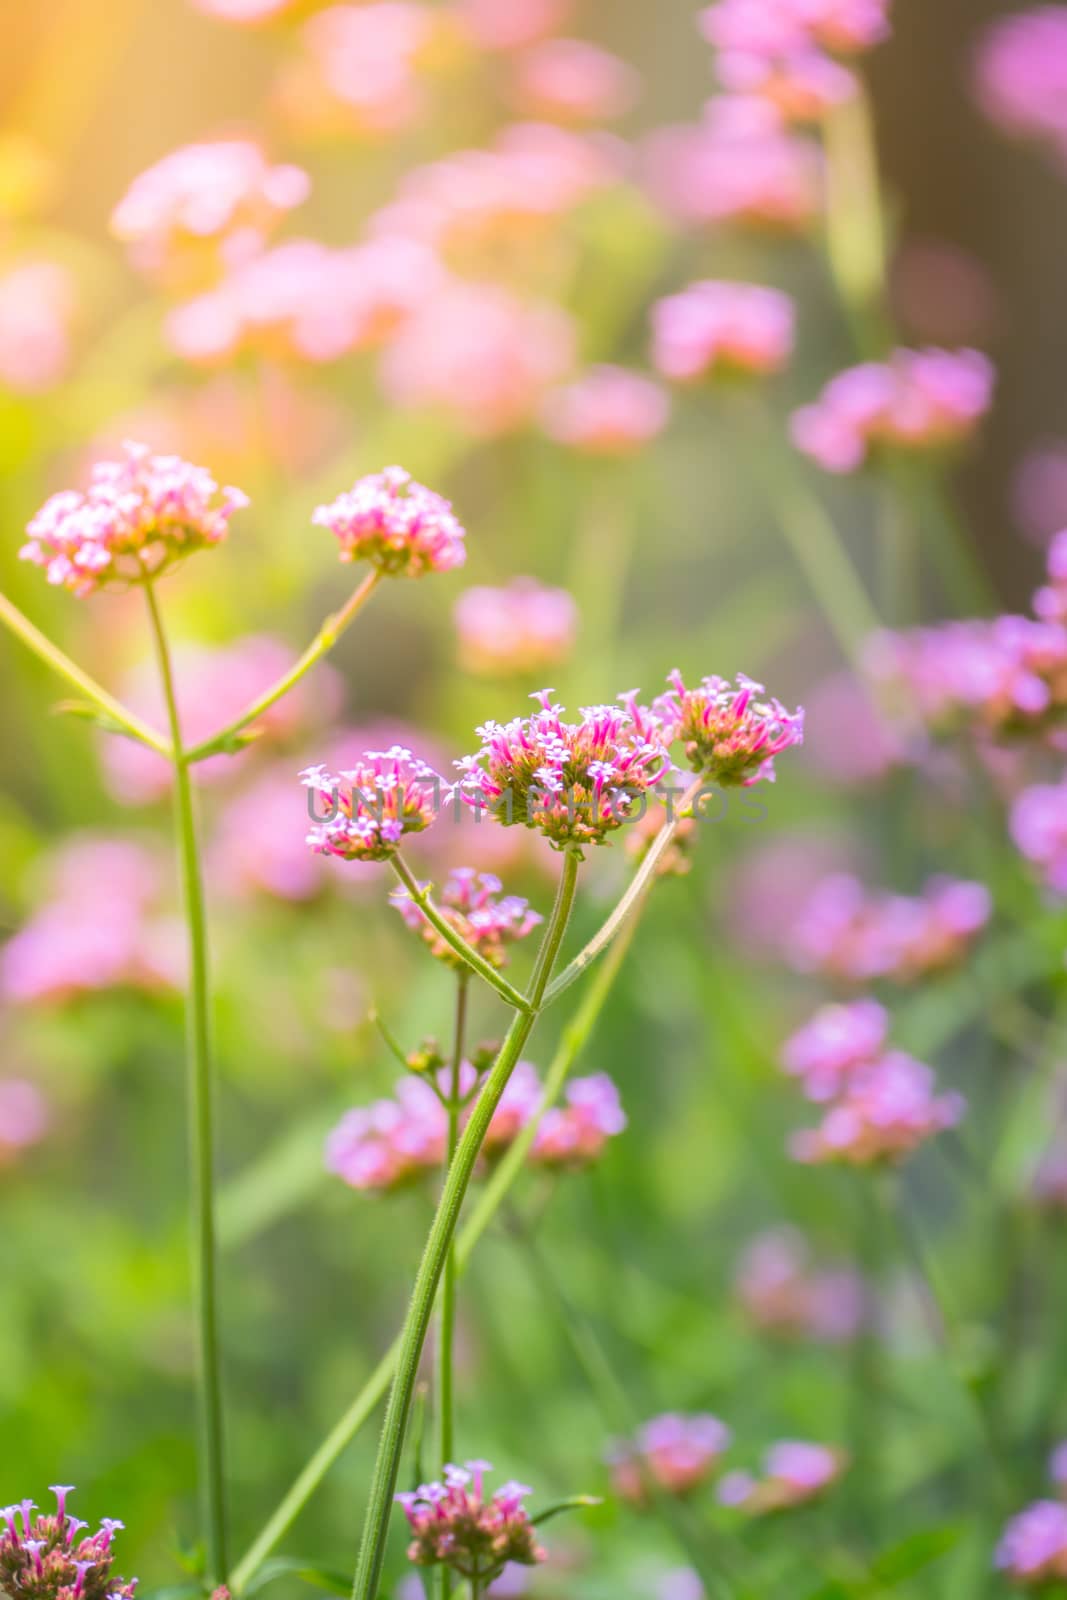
top-left (436, 973), bottom-right (469, 1600)
top-left (390, 855), bottom-right (532, 1013)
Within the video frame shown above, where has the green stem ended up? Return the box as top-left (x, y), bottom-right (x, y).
top-left (0, 588), bottom-right (172, 756)
top-left (822, 85), bottom-right (891, 358)
top-left (350, 851), bottom-right (580, 1600)
top-left (391, 854), bottom-right (532, 1014)
top-left (143, 580), bottom-right (229, 1584)
top-left (184, 570), bottom-right (381, 763)
top-left (435, 976), bottom-right (469, 1600)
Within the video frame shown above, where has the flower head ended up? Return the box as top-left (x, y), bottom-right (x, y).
top-left (718, 1441), bottom-right (846, 1514)
top-left (609, 1415), bottom-right (732, 1504)
top-left (455, 580), bottom-right (578, 677)
top-left (531, 1073), bottom-right (627, 1167)
top-left (326, 1076), bottom-right (448, 1190)
top-left (0, 1487), bottom-right (137, 1600)
top-left (541, 366), bottom-right (670, 455)
top-left (789, 1051), bottom-right (965, 1166)
top-left (21, 442), bottom-right (248, 597)
top-left (734, 1227), bottom-right (867, 1341)
top-left (787, 874), bottom-right (992, 984)
top-left (996, 1499), bottom-right (1067, 1586)
top-left (396, 1463), bottom-right (545, 1584)
top-left (699, 0), bottom-right (890, 121)
top-left (391, 867), bottom-right (542, 969)
top-left (301, 748), bottom-right (444, 862)
top-left (0, 261), bottom-right (76, 393)
top-left (313, 467), bottom-right (466, 577)
top-left (513, 38), bottom-right (640, 124)
top-left (651, 280), bottom-right (795, 383)
top-left (656, 670), bottom-right (804, 787)
top-left (781, 999), bottom-right (889, 1103)
top-left (1011, 778), bottom-right (1067, 893)
top-left (974, 8), bottom-right (1067, 170)
top-left (1034, 528), bottom-right (1067, 623)
top-left (278, 5), bottom-right (449, 141)
top-left (645, 98), bottom-right (821, 232)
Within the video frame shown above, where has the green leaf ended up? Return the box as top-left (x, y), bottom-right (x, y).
top-left (531, 1494), bottom-right (604, 1526)
top-left (242, 1557), bottom-right (352, 1597)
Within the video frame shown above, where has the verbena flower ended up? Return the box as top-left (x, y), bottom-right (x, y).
top-left (651, 279), bottom-right (795, 383)
top-left (0, 1080), bottom-right (49, 1163)
top-left (391, 867), bottom-right (542, 969)
top-left (1011, 778), bottom-right (1067, 893)
top-left (456, 690), bottom-right (671, 852)
top-left (718, 1441), bottom-right (846, 1514)
top-left (1033, 528), bottom-right (1067, 623)
top-left (541, 366), bottom-right (670, 455)
top-left (1050, 1442), bottom-right (1067, 1495)
top-left (326, 1076), bottom-right (449, 1191)
top-left (789, 1051), bottom-right (965, 1166)
top-left (513, 39), bottom-right (639, 125)
top-left (608, 1415), bottom-right (732, 1504)
top-left (996, 1500), bottom-right (1067, 1586)
top-left (313, 466), bottom-right (467, 578)
top-left (790, 348), bottom-right (995, 473)
top-left (457, 0), bottom-right (572, 52)
top-left (301, 749), bottom-right (445, 862)
top-left (0, 261), bottom-right (75, 393)
top-left (278, 5), bottom-right (448, 141)
top-left (655, 670), bottom-right (804, 787)
top-left (0, 1487), bottom-right (138, 1600)
top-left (734, 1227), bottom-right (867, 1341)
top-left (530, 1073), bottom-right (627, 1167)
top-left (21, 442), bottom-right (248, 597)
top-left (455, 580), bottom-right (578, 677)
top-left (786, 873), bottom-right (992, 984)
top-left (396, 1463), bottom-right (545, 1585)
top-left (699, 0), bottom-right (891, 121)
top-left (974, 8), bottom-right (1067, 171)
top-left (781, 999), bottom-right (889, 1102)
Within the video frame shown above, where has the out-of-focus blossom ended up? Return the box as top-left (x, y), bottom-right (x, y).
top-left (456, 689), bottom-right (670, 852)
top-left (212, 770), bottom-right (329, 901)
top-left (313, 466), bottom-right (467, 578)
top-left (21, 442), bottom-right (248, 598)
top-left (326, 1075), bottom-right (447, 1190)
top-left (974, 8), bottom-right (1067, 169)
top-left (541, 365), bottom-right (669, 454)
top-left (1011, 778), bottom-right (1067, 892)
top-left (714, 49), bottom-right (856, 122)
top-left (0, 1488), bottom-right (138, 1600)
top-left (531, 1073), bottom-right (627, 1166)
top-left (455, 579), bottom-right (578, 677)
top-left (391, 867), bottom-right (542, 968)
top-left (718, 1441), bottom-right (845, 1513)
top-left (1015, 445), bottom-right (1067, 547)
top-left (655, 1571), bottom-right (705, 1600)
top-left (803, 672), bottom-right (914, 786)
top-left (0, 262), bottom-right (76, 393)
top-left (787, 874), bottom-right (992, 984)
top-left (700, 0), bottom-right (891, 58)
top-left (656, 670), bottom-right (804, 787)
top-left (890, 241), bottom-right (999, 348)
top-left (996, 1499), bottom-right (1067, 1586)
top-left (791, 348), bottom-right (995, 474)
top-left (397, 1463), bottom-right (545, 1585)
top-left (457, 0), bottom-right (572, 52)
top-left (167, 236), bottom-right (441, 365)
top-left (111, 141), bottom-right (309, 285)
top-left (651, 280), bottom-right (795, 383)
top-left (735, 1227), bottom-right (867, 1340)
top-left (790, 1051), bottom-right (965, 1166)
top-left (512, 39), bottom-right (640, 125)
top-left (1034, 529), bottom-right (1067, 623)
top-left (781, 998), bottom-right (888, 1102)
top-left (608, 1415), bottom-right (732, 1504)
top-left (1, 837), bottom-right (183, 1005)
top-left (0, 1080), bottom-right (49, 1162)
top-left (482, 1061), bottom-right (545, 1157)
top-left (102, 636), bottom-right (339, 805)
top-left (727, 833), bottom-right (862, 958)
top-left (381, 280), bottom-right (576, 436)
top-left (624, 803), bottom-right (697, 877)
top-left (1050, 1442), bottom-right (1067, 1493)
top-left (645, 98), bottom-right (821, 232)
top-left (302, 748), bottom-right (445, 863)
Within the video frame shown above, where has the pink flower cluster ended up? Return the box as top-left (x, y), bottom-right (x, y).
top-left (734, 1226), bottom-right (867, 1341)
top-left (21, 442), bottom-right (249, 597)
top-left (512, 39), bottom-right (639, 125)
top-left (456, 690), bottom-right (671, 851)
top-left (302, 748), bottom-right (445, 863)
top-left (1034, 528), bottom-right (1067, 624)
top-left (457, 0), bottom-right (572, 52)
top-left (313, 467), bottom-right (467, 578)
top-left (651, 280), bottom-right (795, 383)
top-left (701, 0), bottom-right (891, 121)
top-left (656, 670), bottom-right (804, 787)
top-left (1010, 778), bottom-right (1067, 893)
top-left (278, 5), bottom-right (449, 141)
top-left (609, 1415), bottom-right (732, 1504)
top-left (0, 1487), bottom-right (137, 1600)
top-left (974, 8), bottom-right (1067, 170)
top-left (396, 1463), bottom-right (545, 1585)
top-left (791, 348), bottom-right (995, 473)
top-left (0, 261), bottom-right (76, 393)
top-left (997, 1500), bottom-right (1067, 1587)
top-left (718, 1441), bottom-right (845, 1514)
top-left (455, 579), bottom-right (578, 677)
top-left (532, 1072), bottom-right (627, 1167)
top-left (0, 1080), bottom-right (49, 1164)
top-left (784, 1001), bottom-right (964, 1166)
top-left (787, 873), bottom-right (992, 984)
top-left (391, 867), bottom-right (543, 969)
top-left (111, 140), bottom-right (309, 283)
top-left (1, 838), bottom-right (182, 1006)
top-left (326, 1076), bottom-right (449, 1190)
top-left (541, 366), bottom-right (670, 455)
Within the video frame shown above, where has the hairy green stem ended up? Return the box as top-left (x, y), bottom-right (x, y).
top-left (391, 854), bottom-right (531, 1014)
top-left (350, 850), bottom-right (581, 1600)
top-left (144, 580), bottom-right (229, 1584)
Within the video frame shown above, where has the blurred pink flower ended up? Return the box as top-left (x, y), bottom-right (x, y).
top-left (651, 279), bottom-right (795, 382)
top-left (327, 1075), bottom-right (447, 1190)
top-left (455, 578), bottom-right (578, 675)
top-left (996, 1500), bottom-right (1067, 1586)
top-left (655, 1571), bottom-right (705, 1600)
top-left (974, 7), bottom-right (1067, 169)
top-left (714, 49), bottom-right (856, 123)
top-left (0, 261), bottom-right (76, 393)
top-left (781, 998), bottom-right (889, 1102)
top-left (391, 866), bottom-right (542, 969)
top-left (111, 140), bottom-right (309, 285)
top-left (645, 98), bottom-right (821, 232)
top-left (541, 365), bottom-right (669, 454)
top-left (790, 1051), bottom-right (965, 1166)
top-left (726, 832), bottom-right (861, 958)
top-left (212, 769), bottom-right (329, 901)
top-left (889, 241), bottom-right (999, 348)
top-left (278, 4), bottom-right (450, 139)
top-left (313, 465), bottom-right (467, 577)
top-left (734, 1226), bottom-right (867, 1341)
top-left (530, 1072), bottom-right (627, 1167)
top-left (718, 1441), bottom-right (845, 1513)
top-left (609, 1414), bottom-right (731, 1503)
top-left (1034, 529), bottom-right (1067, 622)
top-left (511, 39), bottom-right (639, 125)
top-left (302, 748), bottom-right (445, 862)
top-left (1050, 1442), bottom-right (1067, 1493)
top-left (456, 0), bottom-right (572, 52)
top-left (786, 873), bottom-right (992, 984)
top-left (803, 671), bottom-right (915, 785)
top-left (791, 348), bottom-right (995, 473)
top-left (1014, 445), bottom-right (1067, 547)
top-left (1010, 777), bottom-right (1067, 893)
top-left (700, 0), bottom-right (891, 58)
top-left (0, 1079), bottom-right (50, 1162)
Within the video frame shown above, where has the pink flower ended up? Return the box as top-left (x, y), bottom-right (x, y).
top-left (278, 5), bottom-right (446, 139)
top-left (734, 1227), bottom-right (867, 1341)
top-left (313, 466), bottom-right (466, 577)
top-left (512, 39), bottom-right (639, 125)
top-left (714, 49), bottom-right (857, 123)
top-left (1031, 1146), bottom-right (1067, 1211)
top-left (974, 8), bottom-right (1067, 169)
top-left (483, 1061), bottom-right (545, 1156)
top-left (718, 1441), bottom-right (845, 1513)
top-left (803, 671), bottom-right (914, 786)
top-left (1051, 1442), bottom-right (1067, 1494)
top-left (1034, 529), bottom-right (1067, 622)
top-left (541, 365), bottom-right (669, 454)
top-left (0, 261), bottom-right (76, 393)
top-left (645, 98), bottom-right (821, 232)
top-left (396, 1463), bottom-right (545, 1584)
top-left (1014, 446), bottom-right (1067, 547)
top-left (787, 874), bottom-right (992, 984)
top-left (457, 0), bottom-right (572, 52)
top-left (609, 1415), bottom-right (732, 1503)
top-left (455, 579), bottom-right (578, 676)
top-left (212, 770), bottom-right (331, 901)
top-left (21, 441), bottom-right (248, 597)
top-left (651, 280), bottom-right (795, 382)
top-left (530, 1073), bottom-right (627, 1167)
top-left (111, 141), bottom-right (309, 284)
top-left (655, 669), bottom-right (804, 787)
top-left (391, 867), bottom-right (542, 969)
top-left (996, 1500), bottom-right (1067, 1585)
top-left (781, 999), bottom-right (889, 1102)
top-left (302, 749), bottom-right (445, 863)
top-left (700, 0), bottom-right (891, 58)
top-left (0, 1080), bottom-right (49, 1161)
top-left (0, 1489), bottom-right (137, 1600)
top-left (1011, 778), bottom-right (1067, 893)
top-left (326, 1076), bottom-right (447, 1190)
top-left (791, 348), bottom-right (995, 473)
top-left (790, 1051), bottom-right (965, 1166)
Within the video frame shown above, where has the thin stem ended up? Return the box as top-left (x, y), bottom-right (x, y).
top-left (350, 851), bottom-right (581, 1600)
top-left (436, 975), bottom-right (469, 1554)
top-left (822, 85), bottom-right (891, 357)
top-left (0, 588), bottom-right (172, 757)
top-left (391, 854), bottom-right (532, 1014)
top-left (143, 580), bottom-right (229, 1585)
top-left (184, 570), bottom-right (380, 764)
